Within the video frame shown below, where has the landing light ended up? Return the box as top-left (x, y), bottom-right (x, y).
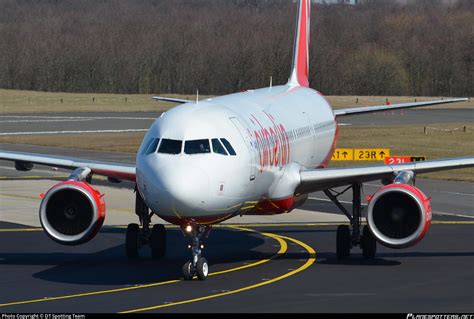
top-left (185, 225), bottom-right (193, 233)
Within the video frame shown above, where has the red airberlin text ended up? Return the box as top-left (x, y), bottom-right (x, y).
top-left (250, 112), bottom-right (290, 172)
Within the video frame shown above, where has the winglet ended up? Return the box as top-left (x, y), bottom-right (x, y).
top-left (288, 0), bottom-right (311, 87)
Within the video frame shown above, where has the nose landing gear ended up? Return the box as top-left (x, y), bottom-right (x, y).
top-left (182, 224), bottom-right (211, 280)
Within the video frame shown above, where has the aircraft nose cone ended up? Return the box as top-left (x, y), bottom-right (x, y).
top-left (157, 164), bottom-right (210, 211)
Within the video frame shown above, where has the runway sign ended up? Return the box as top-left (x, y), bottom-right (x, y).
top-left (332, 148), bottom-right (390, 161)
top-left (410, 156), bottom-right (427, 162)
top-left (354, 148), bottom-right (390, 161)
top-left (331, 148), bottom-right (354, 160)
top-left (384, 156), bottom-right (427, 164)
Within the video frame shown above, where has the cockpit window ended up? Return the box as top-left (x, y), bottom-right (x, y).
top-left (220, 138), bottom-right (236, 156)
top-left (212, 138), bottom-right (228, 155)
top-left (185, 139), bottom-right (211, 154)
top-left (145, 138), bottom-right (160, 155)
top-left (158, 139), bottom-right (182, 154)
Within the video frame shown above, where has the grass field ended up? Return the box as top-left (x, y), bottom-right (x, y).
top-left (0, 123), bottom-right (472, 181)
top-left (0, 89), bottom-right (207, 113)
top-left (331, 123), bottom-right (474, 181)
top-left (0, 89), bottom-right (472, 113)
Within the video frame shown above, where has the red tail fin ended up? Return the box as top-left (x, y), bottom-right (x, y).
top-left (288, 0), bottom-right (310, 87)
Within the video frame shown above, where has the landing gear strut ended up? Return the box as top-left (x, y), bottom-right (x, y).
top-left (182, 225), bottom-right (211, 280)
top-left (324, 183), bottom-right (376, 259)
top-left (125, 187), bottom-right (166, 259)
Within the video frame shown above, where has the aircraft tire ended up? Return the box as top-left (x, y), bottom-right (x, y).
top-left (196, 257), bottom-right (209, 281)
top-left (336, 225), bottom-right (351, 259)
top-left (182, 261), bottom-right (194, 280)
top-left (126, 223), bottom-right (140, 259)
top-left (150, 224), bottom-right (166, 259)
top-left (361, 225), bottom-right (377, 259)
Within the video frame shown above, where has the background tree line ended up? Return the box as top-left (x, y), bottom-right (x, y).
top-left (0, 0), bottom-right (472, 96)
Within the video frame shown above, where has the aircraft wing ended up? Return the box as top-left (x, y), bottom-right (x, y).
top-left (297, 157), bottom-right (474, 194)
top-left (152, 96), bottom-right (192, 104)
top-left (0, 151), bottom-right (136, 181)
top-left (334, 98), bottom-right (468, 117)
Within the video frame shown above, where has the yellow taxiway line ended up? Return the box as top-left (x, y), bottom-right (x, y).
top-left (120, 227), bottom-right (316, 313)
top-left (0, 226), bottom-right (286, 309)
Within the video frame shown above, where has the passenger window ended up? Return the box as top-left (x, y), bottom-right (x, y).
top-left (158, 139), bottom-right (182, 154)
top-left (185, 139), bottom-right (211, 154)
top-left (220, 138), bottom-right (236, 156)
top-left (212, 138), bottom-right (228, 155)
top-left (145, 138), bottom-right (160, 155)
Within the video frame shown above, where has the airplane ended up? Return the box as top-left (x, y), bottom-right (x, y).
top-left (0, 0), bottom-right (472, 281)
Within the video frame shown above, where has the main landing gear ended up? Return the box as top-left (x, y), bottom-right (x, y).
top-left (126, 188), bottom-right (166, 259)
top-left (324, 183), bottom-right (376, 260)
top-left (182, 224), bottom-right (211, 280)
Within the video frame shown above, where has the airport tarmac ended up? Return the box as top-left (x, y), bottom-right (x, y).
top-left (0, 107), bottom-right (473, 313)
top-left (0, 108), bottom-right (473, 136)
top-left (0, 220), bottom-right (473, 312)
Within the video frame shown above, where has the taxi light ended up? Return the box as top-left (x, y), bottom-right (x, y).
top-left (185, 225), bottom-right (193, 233)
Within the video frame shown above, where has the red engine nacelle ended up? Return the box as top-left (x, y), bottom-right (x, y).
top-left (367, 183), bottom-right (431, 249)
top-left (39, 181), bottom-right (106, 246)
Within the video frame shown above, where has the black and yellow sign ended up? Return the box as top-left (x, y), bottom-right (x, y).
top-left (331, 148), bottom-right (353, 161)
top-left (354, 148), bottom-right (390, 161)
top-left (332, 148), bottom-right (390, 161)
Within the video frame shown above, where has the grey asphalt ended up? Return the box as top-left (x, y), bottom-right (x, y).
top-left (0, 108), bottom-right (473, 136)
top-left (339, 108), bottom-right (473, 126)
top-left (0, 113), bottom-right (157, 135)
top-left (0, 220), bottom-right (473, 313)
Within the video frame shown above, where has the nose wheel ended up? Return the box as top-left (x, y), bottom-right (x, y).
top-left (182, 225), bottom-right (211, 280)
top-left (183, 257), bottom-right (209, 280)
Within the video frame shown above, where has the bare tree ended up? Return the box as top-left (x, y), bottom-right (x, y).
top-left (0, 0), bottom-right (471, 96)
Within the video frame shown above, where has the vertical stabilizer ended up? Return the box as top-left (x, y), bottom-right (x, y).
top-left (287, 0), bottom-right (311, 87)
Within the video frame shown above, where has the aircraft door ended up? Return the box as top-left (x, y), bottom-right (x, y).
top-left (229, 117), bottom-right (257, 184)
top-left (303, 111), bottom-right (316, 164)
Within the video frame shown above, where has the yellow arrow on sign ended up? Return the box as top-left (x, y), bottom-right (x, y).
top-left (354, 148), bottom-right (390, 161)
top-left (331, 148), bottom-right (354, 161)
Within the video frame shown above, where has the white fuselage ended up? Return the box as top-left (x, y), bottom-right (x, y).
top-left (136, 85), bottom-right (336, 225)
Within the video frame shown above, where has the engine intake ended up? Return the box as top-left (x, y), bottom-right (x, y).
top-left (39, 181), bottom-right (106, 245)
top-left (367, 183), bottom-right (431, 249)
